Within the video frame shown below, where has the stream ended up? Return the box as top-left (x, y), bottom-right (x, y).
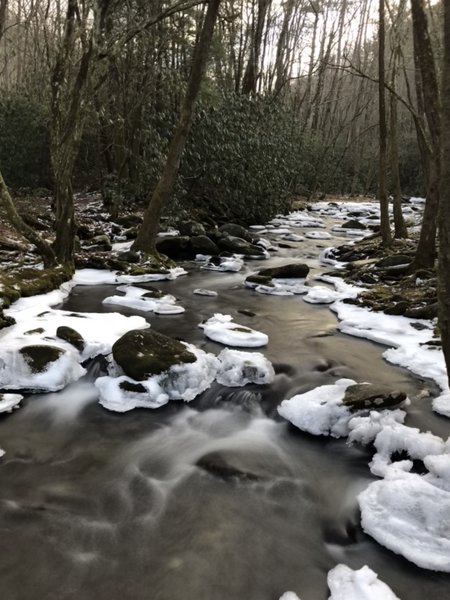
top-left (0, 212), bottom-right (449, 600)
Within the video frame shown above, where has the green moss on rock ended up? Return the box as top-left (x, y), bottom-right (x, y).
top-left (20, 345), bottom-right (65, 373)
top-left (112, 329), bottom-right (197, 381)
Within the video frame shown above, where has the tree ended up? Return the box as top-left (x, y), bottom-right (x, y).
top-left (132, 0), bottom-right (221, 254)
top-left (378, 0), bottom-right (392, 246)
top-left (438, 0), bottom-right (450, 387)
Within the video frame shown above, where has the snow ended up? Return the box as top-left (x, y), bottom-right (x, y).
top-left (72, 267), bottom-right (187, 285)
top-left (201, 256), bottom-right (244, 272)
top-left (0, 393), bottom-right (23, 413)
top-left (327, 565), bottom-right (401, 600)
top-left (305, 230), bottom-right (333, 240)
top-left (103, 285), bottom-right (185, 314)
top-left (199, 313), bottom-right (268, 347)
top-left (280, 233), bottom-right (305, 242)
top-left (97, 343), bottom-right (219, 412)
top-left (277, 379), bottom-right (355, 437)
top-left (279, 593), bottom-right (301, 600)
top-left (303, 285), bottom-right (341, 304)
top-left (246, 278), bottom-right (309, 297)
top-left (216, 349), bottom-right (275, 387)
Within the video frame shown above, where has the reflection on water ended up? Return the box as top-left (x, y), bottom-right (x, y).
top-left (0, 234), bottom-right (449, 600)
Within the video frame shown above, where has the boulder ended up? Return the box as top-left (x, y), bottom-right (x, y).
top-left (112, 329), bottom-right (197, 381)
top-left (245, 274), bottom-right (273, 286)
top-left (257, 263), bottom-right (310, 279)
top-left (115, 214), bottom-right (143, 228)
top-left (218, 235), bottom-right (265, 256)
top-left (342, 383), bottom-right (406, 410)
top-left (20, 345), bottom-right (65, 373)
top-left (178, 220), bottom-right (206, 237)
top-left (56, 326), bottom-right (85, 352)
top-left (404, 302), bottom-right (438, 319)
top-left (341, 219), bottom-right (367, 230)
top-left (219, 223), bottom-right (254, 243)
top-left (155, 236), bottom-right (190, 259)
top-left (117, 250), bottom-right (141, 264)
top-left (189, 235), bottom-right (220, 256)
top-left (88, 234), bottom-right (112, 251)
top-left (376, 254), bottom-right (412, 268)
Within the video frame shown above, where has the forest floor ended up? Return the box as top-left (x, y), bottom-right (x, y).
top-left (0, 192), bottom-right (437, 330)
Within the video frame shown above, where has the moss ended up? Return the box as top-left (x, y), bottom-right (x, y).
top-left (119, 381), bottom-right (147, 393)
top-left (20, 345), bottom-right (65, 373)
top-left (56, 326), bottom-right (85, 351)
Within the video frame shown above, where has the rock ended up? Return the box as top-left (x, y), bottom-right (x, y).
top-left (119, 381), bottom-right (147, 393)
top-left (178, 220), bottom-right (206, 237)
top-left (155, 236), bottom-right (190, 259)
top-left (217, 235), bottom-right (265, 256)
top-left (404, 302), bottom-right (438, 319)
top-left (238, 309), bottom-right (256, 317)
top-left (115, 214), bottom-right (143, 227)
top-left (384, 301), bottom-right (409, 316)
top-left (117, 250), bottom-right (141, 264)
top-left (257, 263), bottom-right (309, 279)
top-left (189, 235), bottom-right (220, 256)
top-left (342, 383), bottom-right (406, 410)
top-left (341, 219), bottom-right (367, 230)
top-left (56, 326), bottom-right (85, 352)
top-left (360, 273), bottom-right (378, 284)
top-left (112, 329), bottom-right (197, 381)
top-left (197, 452), bottom-right (261, 481)
top-left (245, 274), bottom-right (274, 286)
top-left (219, 223), bottom-right (254, 243)
top-left (124, 227), bottom-right (138, 240)
top-left (141, 287), bottom-right (164, 299)
top-left (376, 254), bottom-right (412, 268)
top-left (24, 327), bottom-right (45, 335)
top-left (88, 234), bottom-right (112, 251)
top-left (19, 345), bottom-right (65, 373)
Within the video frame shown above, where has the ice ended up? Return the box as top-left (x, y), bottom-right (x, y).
top-left (201, 256), bottom-right (244, 272)
top-left (303, 285), bottom-right (341, 304)
top-left (157, 229), bottom-right (180, 237)
top-left (103, 285), bottom-right (184, 314)
top-left (327, 564), bottom-right (401, 600)
top-left (216, 349), bottom-right (275, 386)
top-left (199, 313), bottom-right (268, 347)
top-left (0, 393), bottom-right (23, 413)
top-left (97, 344), bottom-right (219, 412)
top-left (280, 233), bottom-right (305, 242)
top-left (247, 278), bottom-right (308, 297)
top-left (319, 247), bottom-right (346, 268)
top-left (72, 267), bottom-right (186, 285)
top-left (305, 231), bottom-right (332, 240)
top-left (359, 474), bottom-right (450, 572)
top-left (193, 288), bottom-right (218, 297)
top-left (277, 379), bottom-right (356, 437)
top-left (279, 593), bottom-right (301, 600)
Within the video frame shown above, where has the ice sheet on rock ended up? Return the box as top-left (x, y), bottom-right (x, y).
top-left (247, 278), bottom-right (308, 297)
top-left (216, 349), bottom-right (275, 387)
top-left (199, 313), bottom-right (268, 347)
top-left (277, 379), bottom-right (356, 437)
top-left (303, 285), bottom-right (341, 304)
top-left (201, 256), bottom-right (244, 272)
top-left (97, 344), bottom-right (218, 412)
top-left (327, 564), bottom-right (401, 600)
top-left (103, 285), bottom-right (184, 314)
top-left (279, 593), bottom-right (302, 600)
top-left (193, 288), bottom-right (218, 297)
top-left (73, 267), bottom-right (186, 285)
top-left (359, 474), bottom-right (450, 572)
top-left (305, 230), bottom-right (332, 240)
top-left (0, 347), bottom-right (85, 392)
top-left (0, 393), bottom-right (23, 413)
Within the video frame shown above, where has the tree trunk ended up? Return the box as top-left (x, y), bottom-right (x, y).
top-left (378, 0), bottom-right (392, 246)
top-left (438, 0), bottom-right (450, 387)
top-left (409, 0), bottom-right (440, 270)
top-left (132, 0), bottom-right (221, 253)
top-left (242, 0), bottom-right (270, 94)
top-left (0, 171), bottom-right (57, 267)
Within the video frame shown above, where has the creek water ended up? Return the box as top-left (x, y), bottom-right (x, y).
top-left (0, 223), bottom-right (449, 600)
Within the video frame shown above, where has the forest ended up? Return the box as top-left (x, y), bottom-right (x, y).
top-left (1, 1), bottom-right (450, 599)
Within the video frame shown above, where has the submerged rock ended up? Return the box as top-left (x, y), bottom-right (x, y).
top-left (112, 329), bottom-right (197, 380)
top-left (257, 263), bottom-right (310, 279)
top-left (342, 383), bottom-right (406, 410)
top-left (19, 345), bottom-right (65, 373)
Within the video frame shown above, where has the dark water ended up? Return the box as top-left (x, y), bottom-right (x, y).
top-left (0, 231), bottom-right (449, 600)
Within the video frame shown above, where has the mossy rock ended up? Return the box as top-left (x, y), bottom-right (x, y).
top-left (112, 329), bottom-right (197, 380)
top-left (56, 326), bottom-right (85, 352)
top-left (20, 345), bottom-right (65, 373)
top-left (142, 287), bottom-right (164, 299)
top-left (119, 380), bottom-right (147, 393)
top-left (342, 384), bottom-right (406, 410)
top-left (257, 263), bottom-right (309, 279)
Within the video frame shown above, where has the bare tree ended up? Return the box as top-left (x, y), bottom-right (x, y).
top-left (132, 0), bottom-right (222, 253)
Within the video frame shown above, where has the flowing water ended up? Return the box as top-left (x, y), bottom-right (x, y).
top-left (0, 225), bottom-right (449, 599)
